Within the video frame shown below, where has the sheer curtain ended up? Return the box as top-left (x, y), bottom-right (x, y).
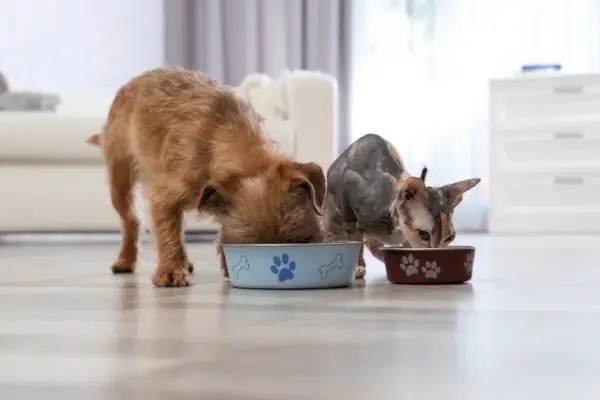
top-left (350, 0), bottom-right (600, 232)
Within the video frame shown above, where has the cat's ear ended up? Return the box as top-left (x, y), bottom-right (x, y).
top-left (399, 176), bottom-right (427, 201)
top-left (390, 177), bottom-right (427, 219)
top-left (440, 178), bottom-right (481, 206)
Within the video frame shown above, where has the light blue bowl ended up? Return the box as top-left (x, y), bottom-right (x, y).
top-left (221, 241), bottom-right (361, 289)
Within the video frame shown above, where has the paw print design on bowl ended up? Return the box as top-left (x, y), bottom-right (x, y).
top-left (422, 261), bottom-right (441, 279)
top-left (464, 252), bottom-right (474, 275)
top-left (270, 253), bottom-right (296, 282)
top-left (400, 254), bottom-right (420, 276)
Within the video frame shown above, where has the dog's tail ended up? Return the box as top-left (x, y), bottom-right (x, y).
top-left (86, 133), bottom-right (104, 147)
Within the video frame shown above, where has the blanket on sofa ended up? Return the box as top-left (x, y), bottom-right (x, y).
top-left (0, 71), bottom-right (60, 111)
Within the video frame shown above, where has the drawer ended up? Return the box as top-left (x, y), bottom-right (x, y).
top-left (492, 171), bottom-right (600, 210)
top-left (489, 171), bottom-right (600, 233)
top-left (492, 128), bottom-right (600, 172)
top-left (489, 210), bottom-right (600, 234)
top-left (490, 76), bottom-right (600, 129)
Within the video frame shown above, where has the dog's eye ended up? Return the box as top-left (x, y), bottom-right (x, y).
top-left (418, 230), bottom-right (430, 241)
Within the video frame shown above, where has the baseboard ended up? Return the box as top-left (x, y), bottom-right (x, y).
top-left (0, 230), bottom-right (218, 245)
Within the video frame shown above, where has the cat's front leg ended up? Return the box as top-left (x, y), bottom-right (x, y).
top-left (345, 230), bottom-right (366, 279)
top-left (323, 194), bottom-right (365, 279)
top-left (356, 240), bottom-right (367, 279)
top-left (365, 238), bottom-right (386, 262)
top-left (331, 226), bottom-right (366, 279)
top-left (325, 218), bottom-right (365, 279)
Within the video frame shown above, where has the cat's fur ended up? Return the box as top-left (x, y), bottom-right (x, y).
top-left (322, 133), bottom-right (481, 279)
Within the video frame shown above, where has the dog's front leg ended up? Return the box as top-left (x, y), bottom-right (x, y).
top-left (217, 244), bottom-right (229, 279)
top-left (150, 199), bottom-right (191, 287)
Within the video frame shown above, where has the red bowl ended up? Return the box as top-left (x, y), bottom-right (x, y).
top-left (380, 246), bottom-right (475, 284)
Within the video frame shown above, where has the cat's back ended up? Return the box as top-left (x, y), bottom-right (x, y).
top-left (328, 133), bottom-right (405, 181)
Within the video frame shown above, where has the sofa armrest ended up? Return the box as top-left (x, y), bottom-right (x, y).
top-left (286, 71), bottom-right (338, 172)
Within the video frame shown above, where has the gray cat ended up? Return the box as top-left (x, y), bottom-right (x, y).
top-left (322, 133), bottom-right (480, 279)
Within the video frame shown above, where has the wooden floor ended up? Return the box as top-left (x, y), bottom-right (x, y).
top-left (0, 234), bottom-right (599, 399)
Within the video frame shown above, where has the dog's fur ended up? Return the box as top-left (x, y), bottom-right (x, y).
top-left (87, 67), bottom-right (327, 287)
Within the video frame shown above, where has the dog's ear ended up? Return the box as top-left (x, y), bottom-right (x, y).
top-left (290, 176), bottom-right (323, 216)
top-left (86, 133), bottom-right (103, 147)
top-left (293, 162), bottom-right (326, 208)
top-left (198, 183), bottom-right (231, 214)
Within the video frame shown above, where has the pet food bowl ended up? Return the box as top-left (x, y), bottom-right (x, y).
top-left (221, 241), bottom-right (362, 289)
top-left (380, 246), bottom-right (476, 284)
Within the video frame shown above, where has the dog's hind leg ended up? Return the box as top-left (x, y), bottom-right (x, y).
top-left (107, 157), bottom-right (140, 274)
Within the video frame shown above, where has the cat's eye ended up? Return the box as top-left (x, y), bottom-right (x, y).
top-left (445, 232), bottom-right (456, 243)
top-left (418, 230), bottom-right (430, 241)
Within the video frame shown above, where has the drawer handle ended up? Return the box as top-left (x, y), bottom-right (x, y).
top-left (553, 86), bottom-right (583, 94)
top-left (554, 176), bottom-right (584, 185)
top-left (553, 132), bottom-right (584, 139)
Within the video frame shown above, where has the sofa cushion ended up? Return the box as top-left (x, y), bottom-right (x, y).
top-left (0, 112), bottom-right (296, 163)
top-left (0, 75), bottom-right (300, 162)
top-left (0, 112), bottom-right (105, 162)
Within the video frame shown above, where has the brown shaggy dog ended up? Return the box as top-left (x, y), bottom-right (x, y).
top-left (87, 67), bottom-right (327, 287)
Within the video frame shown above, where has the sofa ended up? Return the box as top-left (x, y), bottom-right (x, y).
top-left (0, 70), bottom-right (338, 233)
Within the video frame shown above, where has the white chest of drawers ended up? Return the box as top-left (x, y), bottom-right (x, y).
top-left (489, 74), bottom-right (600, 234)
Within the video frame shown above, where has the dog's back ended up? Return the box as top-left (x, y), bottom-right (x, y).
top-left (100, 67), bottom-right (268, 209)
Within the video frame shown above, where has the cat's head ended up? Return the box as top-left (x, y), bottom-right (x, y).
top-left (389, 175), bottom-right (480, 248)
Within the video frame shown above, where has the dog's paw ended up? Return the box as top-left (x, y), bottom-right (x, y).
top-left (355, 265), bottom-right (366, 280)
top-left (152, 267), bottom-right (191, 287)
top-left (111, 259), bottom-right (135, 274)
top-left (218, 254), bottom-right (230, 279)
top-left (220, 262), bottom-right (230, 280)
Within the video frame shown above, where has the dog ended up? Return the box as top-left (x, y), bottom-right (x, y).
top-left (87, 67), bottom-right (327, 287)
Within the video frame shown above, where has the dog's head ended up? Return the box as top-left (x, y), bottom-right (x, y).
top-left (199, 160), bottom-right (327, 244)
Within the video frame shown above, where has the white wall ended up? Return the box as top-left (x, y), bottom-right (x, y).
top-left (0, 0), bottom-right (164, 96)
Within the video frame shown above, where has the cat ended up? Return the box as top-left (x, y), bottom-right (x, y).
top-left (322, 133), bottom-right (481, 279)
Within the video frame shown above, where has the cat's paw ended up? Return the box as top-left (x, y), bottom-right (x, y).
top-left (355, 265), bottom-right (366, 279)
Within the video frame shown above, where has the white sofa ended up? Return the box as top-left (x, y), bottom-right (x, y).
top-left (0, 70), bottom-right (338, 232)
